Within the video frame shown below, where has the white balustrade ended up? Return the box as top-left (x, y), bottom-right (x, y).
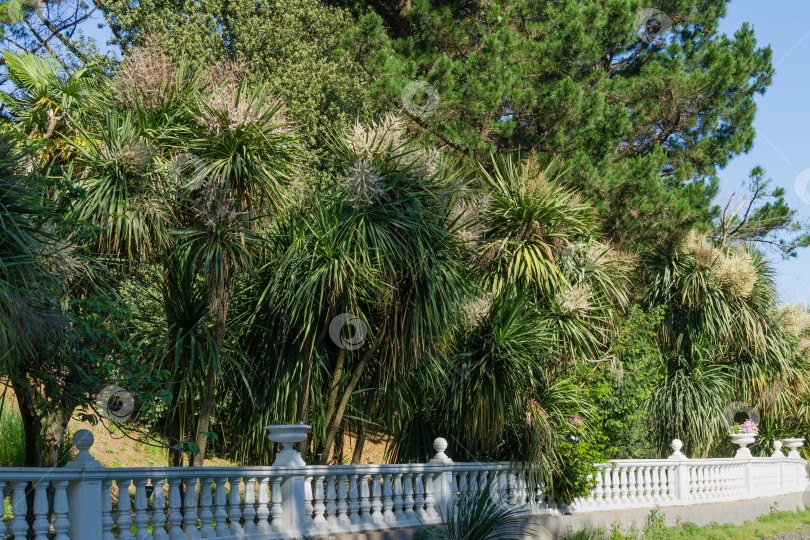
top-left (1, 430), bottom-right (808, 539)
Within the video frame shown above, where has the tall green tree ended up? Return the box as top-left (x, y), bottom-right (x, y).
top-left (341, 0), bottom-right (774, 249)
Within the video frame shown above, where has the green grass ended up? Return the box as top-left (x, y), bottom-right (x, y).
top-left (562, 505), bottom-right (810, 540)
top-left (0, 406), bottom-right (25, 467)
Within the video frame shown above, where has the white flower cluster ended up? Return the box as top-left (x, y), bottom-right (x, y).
top-left (339, 161), bottom-right (387, 210)
top-left (778, 303), bottom-right (810, 337)
top-left (344, 114), bottom-right (406, 161)
top-left (675, 229), bottom-right (715, 267)
top-left (557, 284), bottom-right (592, 315)
top-left (710, 251), bottom-right (758, 300)
top-left (198, 83), bottom-right (288, 136)
top-left (462, 292), bottom-right (494, 329)
top-left (102, 140), bottom-right (151, 174)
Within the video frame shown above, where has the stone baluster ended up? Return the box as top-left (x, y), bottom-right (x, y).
top-left (0, 481), bottom-right (5, 538)
top-left (212, 477), bottom-right (228, 538)
top-left (425, 473), bottom-right (438, 519)
top-left (479, 471), bottom-right (489, 499)
top-left (312, 475), bottom-right (327, 528)
top-left (458, 471), bottom-right (468, 503)
top-left (619, 467), bottom-right (629, 503)
top-left (304, 477), bottom-right (314, 528)
top-left (601, 467), bottom-right (612, 505)
top-left (360, 474), bottom-right (374, 525)
top-left (102, 478), bottom-right (116, 540)
top-left (642, 466), bottom-right (652, 503)
top-left (403, 474), bottom-right (416, 522)
top-left (662, 467), bottom-right (672, 501)
top-left (151, 479), bottom-right (169, 540)
top-left (392, 473), bottom-right (406, 522)
top-left (371, 473), bottom-right (384, 524)
top-left (227, 476), bottom-right (244, 536)
top-left (337, 474), bottom-right (352, 527)
top-left (183, 476), bottom-right (200, 539)
top-left (271, 476), bottom-right (284, 532)
top-left (244, 477), bottom-right (258, 535)
top-left (382, 473), bottom-right (395, 523)
top-left (52, 480), bottom-right (70, 540)
top-left (348, 474), bottom-right (362, 525)
top-left (198, 477), bottom-right (214, 538)
top-left (32, 480), bottom-right (50, 540)
top-left (116, 478), bottom-right (135, 540)
top-left (625, 466), bottom-right (637, 504)
top-left (256, 477), bottom-right (270, 535)
top-left (687, 466), bottom-right (697, 499)
top-left (592, 469), bottom-right (603, 507)
top-left (470, 471), bottom-right (480, 498)
top-left (10, 480), bottom-right (28, 539)
top-left (651, 467), bottom-right (662, 503)
top-left (636, 466), bottom-right (646, 503)
top-left (414, 474), bottom-right (426, 521)
top-left (168, 478), bottom-right (184, 540)
top-left (326, 476), bottom-right (339, 528)
top-left (132, 479), bottom-right (149, 540)
top-left (611, 467), bottom-right (621, 504)
top-left (507, 470), bottom-right (518, 506)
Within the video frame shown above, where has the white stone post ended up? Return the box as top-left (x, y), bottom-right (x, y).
top-left (65, 429), bottom-right (105, 540)
top-left (667, 439), bottom-right (690, 505)
top-left (265, 424), bottom-right (311, 536)
top-left (428, 437), bottom-right (454, 519)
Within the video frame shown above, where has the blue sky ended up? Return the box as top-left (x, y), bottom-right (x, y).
top-left (82, 1), bottom-right (809, 304)
top-left (716, 1), bottom-right (810, 305)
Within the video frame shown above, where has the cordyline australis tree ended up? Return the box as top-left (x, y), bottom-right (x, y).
top-left (59, 37), bottom-right (297, 465)
top-left (241, 115), bottom-right (468, 464)
top-left (643, 229), bottom-right (805, 456)
top-left (0, 53), bottom-right (171, 467)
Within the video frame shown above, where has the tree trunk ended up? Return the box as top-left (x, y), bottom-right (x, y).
top-left (333, 426), bottom-right (345, 464)
top-left (351, 367), bottom-right (380, 464)
top-left (193, 275), bottom-right (232, 467)
top-left (295, 309), bottom-right (334, 455)
top-left (351, 421), bottom-right (366, 465)
top-left (316, 348), bottom-right (347, 460)
top-left (318, 325), bottom-right (387, 465)
top-left (15, 385), bottom-right (42, 467)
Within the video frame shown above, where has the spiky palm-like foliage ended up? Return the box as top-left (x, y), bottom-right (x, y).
top-left (644, 233), bottom-right (795, 456)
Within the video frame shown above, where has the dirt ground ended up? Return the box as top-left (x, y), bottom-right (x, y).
top-left (0, 390), bottom-right (390, 467)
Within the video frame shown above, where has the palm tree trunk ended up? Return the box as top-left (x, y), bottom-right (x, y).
top-left (193, 278), bottom-right (231, 467)
top-left (351, 367), bottom-right (380, 464)
top-left (318, 325), bottom-right (387, 465)
top-left (317, 348), bottom-right (347, 459)
top-left (295, 309), bottom-right (334, 455)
